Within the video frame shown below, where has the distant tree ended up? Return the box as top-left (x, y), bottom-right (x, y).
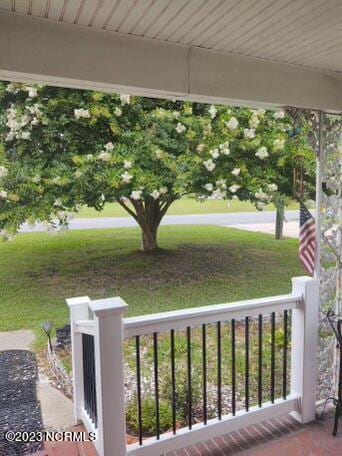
top-left (0, 82), bottom-right (314, 251)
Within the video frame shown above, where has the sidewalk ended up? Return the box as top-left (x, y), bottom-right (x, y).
top-left (225, 221), bottom-right (299, 238)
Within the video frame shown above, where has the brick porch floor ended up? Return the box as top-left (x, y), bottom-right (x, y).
top-left (35, 411), bottom-right (340, 455)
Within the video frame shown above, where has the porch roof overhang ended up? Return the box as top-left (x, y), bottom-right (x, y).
top-left (0, 2), bottom-right (342, 112)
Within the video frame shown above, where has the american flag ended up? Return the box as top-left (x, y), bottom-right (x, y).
top-left (299, 202), bottom-right (316, 276)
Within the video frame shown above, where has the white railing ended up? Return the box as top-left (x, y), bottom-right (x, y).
top-left (67, 276), bottom-right (319, 456)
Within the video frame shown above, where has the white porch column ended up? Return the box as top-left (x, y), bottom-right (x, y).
top-left (66, 296), bottom-right (91, 423)
top-left (90, 297), bottom-right (128, 456)
top-left (291, 276), bottom-right (319, 423)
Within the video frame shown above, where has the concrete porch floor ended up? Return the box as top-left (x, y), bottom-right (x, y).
top-left (34, 411), bottom-right (340, 455)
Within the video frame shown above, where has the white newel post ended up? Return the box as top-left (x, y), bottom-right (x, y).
top-left (90, 297), bottom-right (128, 456)
top-left (67, 296), bottom-right (91, 424)
top-left (291, 276), bottom-right (319, 423)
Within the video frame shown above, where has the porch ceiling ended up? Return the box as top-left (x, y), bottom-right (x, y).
top-left (2, 0), bottom-right (342, 74)
top-left (0, 1), bottom-right (342, 111)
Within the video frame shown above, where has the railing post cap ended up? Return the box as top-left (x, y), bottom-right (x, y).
top-left (292, 276), bottom-right (319, 287)
top-left (66, 296), bottom-right (91, 308)
top-left (90, 297), bottom-right (128, 317)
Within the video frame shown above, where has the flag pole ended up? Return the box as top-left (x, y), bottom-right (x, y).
top-left (314, 111), bottom-right (324, 280)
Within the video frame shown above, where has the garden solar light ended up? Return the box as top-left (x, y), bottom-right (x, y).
top-left (42, 321), bottom-right (53, 351)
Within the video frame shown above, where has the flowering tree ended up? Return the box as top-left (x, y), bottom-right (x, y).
top-left (0, 82), bottom-right (314, 251)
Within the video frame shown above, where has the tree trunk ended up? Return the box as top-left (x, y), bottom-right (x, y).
top-left (118, 196), bottom-right (176, 253)
top-left (275, 202), bottom-right (285, 240)
top-left (141, 223), bottom-right (159, 253)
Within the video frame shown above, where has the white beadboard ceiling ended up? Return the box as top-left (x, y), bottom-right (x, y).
top-left (1, 0), bottom-right (342, 74)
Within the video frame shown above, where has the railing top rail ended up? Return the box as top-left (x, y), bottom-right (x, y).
top-left (75, 319), bottom-right (95, 336)
top-left (124, 293), bottom-right (302, 338)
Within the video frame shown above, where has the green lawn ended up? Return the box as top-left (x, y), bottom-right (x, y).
top-left (0, 226), bottom-right (302, 349)
top-left (76, 198), bottom-right (298, 218)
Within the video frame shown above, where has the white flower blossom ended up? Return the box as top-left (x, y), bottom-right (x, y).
top-left (244, 128), bottom-right (255, 139)
top-left (219, 141), bottom-right (230, 155)
top-left (21, 131), bottom-right (31, 140)
top-left (226, 117), bottom-right (239, 130)
top-left (231, 167), bottom-right (241, 176)
top-left (196, 144), bottom-right (205, 153)
top-left (176, 122), bottom-right (186, 134)
top-left (27, 104), bottom-right (42, 116)
top-left (120, 94), bottom-right (131, 105)
top-left (122, 171), bottom-right (133, 183)
top-left (100, 194), bottom-right (106, 202)
top-left (74, 108), bottom-right (91, 119)
top-left (228, 184), bottom-right (240, 193)
top-left (74, 171), bottom-right (83, 179)
top-left (151, 190), bottom-right (160, 200)
top-left (255, 146), bottom-right (269, 159)
top-left (20, 115), bottom-right (31, 128)
top-left (274, 110), bottom-right (285, 119)
top-left (124, 160), bottom-right (132, 169)
top-left (274, 137), bottom-right (285, 150)
top-left (6, 83), bottom-right (18, 94)
top-left (114, 107), bottom-right (122, 117)
top-left (98, 151), bottom-right (111, 162)
top-left (209, 148), bottom-right (220, 159)
top-left (203, 159), bottom-right (216, 172)
top-left (173, 111), bottom-right (181, 119)
top-left (104, 142), bottom-right (114, 151)
top-left (212, 189), bottom-right (226, 199)
top-left (159, 187), bottom-right (167, 195)
top-left (0, 190), bottom-right (8, 200)
top-left (216, 179), bottom-right (227, 190)
top-left (31, 117), bottom-right (39, 126)
top-left (130, 190), bottom-right (142, 200)
top-left (255, 189), bottom-right (268, 200)
top-left (5, 132), bottom-right (15, 142)
top-left (256, 201), bottom-right (266, 210)
top-left (249, 115), bottom-right (260, 129)
top-left (53, 199), bottom-right (62, 207)
top-left (204, 183), bottom-right (213, 192)
top-left (27, 87), bottom-right (38, 98)
top-left (267, 183), bottom-right (278, 192)
top-left (255, 109), bottom-right (266, 116)
top-left (86, 154), bottom-right (93, 161)
top-left (209, 105), bottom-right (217, 119)
top-left (0, 167), bottom-right (8, 179)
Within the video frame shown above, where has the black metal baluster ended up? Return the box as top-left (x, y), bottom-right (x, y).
top-left (170, 329), bottom-right (176, 435)
top-left (93, 347), bottom-right (98, 428)
top-left (82, 334), bottom-right (97, 425)
top-left (231, 319), bottom-right (236, 416)
top-left (89, 335), bottom-right (95, 424)
top-left (82, 334), bottom-right (88, 415)
top-left (217, 321), bottom-right (222, 420)
top-left (245, 316), bottom-right (249, 412)
top-left (86, 335), bottom-right (91, 418)
top-left (283, 310), bottom-right (288, 400)
top-left (187, 326), bottom-right (192, 429)
top-left (202, 324), bottom-right (207, 425)
top-left (271, 312), bottom-right (276, 403)
top-left (153, 332), bottom-right (160, 440)
top-left (258, 314), bottom-right (263, 408)
top-left (136, 336), bottom-right (143, 445)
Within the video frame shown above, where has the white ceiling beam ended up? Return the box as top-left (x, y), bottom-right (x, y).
top-left (0, 11), bottom-right (341, 111)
